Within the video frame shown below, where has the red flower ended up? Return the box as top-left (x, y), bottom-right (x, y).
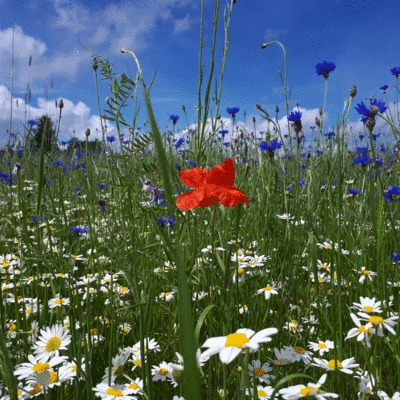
top-left (176, 158), bottom-right (249, 210)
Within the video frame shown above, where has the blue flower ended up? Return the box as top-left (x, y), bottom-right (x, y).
top-left (27, 120), bottom-right (37, 126)
top-left (299, 180), bottom-right (306, 187)
top-left (107, 136), bottom-right (116, 143)
top-left (324, 131), bottom-right (335, 138)
top-left (380, 85), bottom-right (389, 91)
top-left (97, 184), bottom-right (106, 189)
top-left (385, 185), bottom-right (400, 201)
top-left (315, 61), bottom-right (336, 78)
top-left (176, 164), bottom-right (181, 171)
top-left (359, 135), bottom-right (364, 140)
top-left (390, 67), bottom-right (400, 78)
top-left (259, 140), bottom-right (283, 151)
top-left (227, 107), bottom-right (240, 116)
top-left (154, 215), bottom-right (176, 228)
top-left (287, 111), bottom-right (302, 122)
top-left (348, 188), bottom-right (362, 196)
top-left (355, 99), bottom-right (387, 123)
top-left (170, 115), bottom-right (179, 124)
top-left (71, 226), bottom-right (88, 235)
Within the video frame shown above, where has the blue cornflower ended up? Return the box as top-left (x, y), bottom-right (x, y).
top-left (372, 133), bottom-right (380, 140)
top-left (227, 107), bottom-right (240, 117)
top-left (190, 161), bottom-right (197, 168)
top-left (380, 145), bottom-right (386, 153)
top-left (286, 184), bottom-right (292, 192)
top-left (31, 217), bottom-right (37, 224)
top-left (219, 129), bottom-right (229, 138)
top-left (71, 226), bottom-right (88, 235)
top-left (359, 135), bottom-right (364, 140)
top-left (76, 152), bottom-right (84, 158)
top-left (97, 184), bottom-right (106, 189)
top-left (75, 186), bottom-right (80, 193)
top-left (176, 164), bottom-right (181, 171)
top-left (324, 131), bottom-right (335, 138)
top-left (315, 61), bottom-right (336, 79)
top-left (348, 188), bottom-right (362, 196)
top-left (355, 99), bottom-right (388, 123)
top-left (17, 151), bottom-right (23, 157)
top-left (27, 120), bottom-right (37, 126)
top-left (287, 111), bottom-right (302, 122)
top-left (259, 140), bottom-right (283, 151)
top-left (380, 85), bottom-right (389, 92)
top-left (385, 185), bottom-right (400, 201)
top-left (301, 164), bottom-right (308, 168)
top-left (392, 252), bottom-right (399, 262)
top-left (390, 67), bottom-right (400, 78)
top-left (356, 147), bottom-right (368, 156)
top-left (353, 155), bottom-right (373, 165)
top-left (170, 115), bottom-right (179, 124)
top-left (299, 180), bottom-right (306, 187)
top-left (107, 136), bottom-right (116, 143)
top-left (154, 215), bottom-right (176, 228)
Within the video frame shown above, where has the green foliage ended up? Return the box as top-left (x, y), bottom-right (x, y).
top-left (29, 115), bottom-right (57, 152)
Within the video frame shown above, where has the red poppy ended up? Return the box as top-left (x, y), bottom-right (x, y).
top-left (176, 158), bottom-right (249, 210)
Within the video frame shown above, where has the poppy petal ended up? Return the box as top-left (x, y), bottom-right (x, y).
top-left (179, 167), bottom-right (209, 188)
top-left (212, 186), bottom-right (249, 207)
top-left (176, 186), bottom-right (207, 210)
top-left (206, 158), bottom-right (235, 188)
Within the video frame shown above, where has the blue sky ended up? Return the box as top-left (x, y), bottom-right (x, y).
top-left (0, 0), bottom-right (399, 152)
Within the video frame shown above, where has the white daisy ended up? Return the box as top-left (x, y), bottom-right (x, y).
top-left (256, 284), bottom-right (279, 300)
top-left (311, 356), bottom-right (359, 374)
top-left (93, 382), bottom-right (137, 399)
top-left (200, 327), bottom-right (278, 364)
top-left (357, 312), bottom-right (399, 336)
top-left (268, 347), bottom-right (296, 365)
top-left (246, 385), bottom-right (274, 399)
top-left (279, 373), bottom-right (339, 399)
top-left (31, 324), bottom-right (71, 362)
top-left (102, 348), bottom-right (132, 384)
top-left (377, 391), bottom-right (400, 400)
top-left (345, 313), bottom-right (374, 347)
top-left (307, 340), bottom-right (334, 356)
top-left (247, 359), bottom-right (275, 384)
top-left (151, 361), bottom-right (173, 382)
top-left (351, 296), bottom-right (382, 314)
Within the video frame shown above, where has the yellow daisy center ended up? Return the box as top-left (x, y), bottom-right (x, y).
top-left (55, 299), bottom-right (65, 305)
top-left (294, 346), bottom-right (305, 354)
top-left (106, 388), bottom-right (123, 396)
top-left (369, 315), bottom-right (384, 325)
top-left (113, 364), bottom-right (123, 376)
top-left (362, 306), bottom-right (374, 313)
top-left (359, 325), bottom-right (372, 334)
top-left (263, 286), bottom-right (272, 291)
top-left (45, 337), bottom-right (61, 353)
top-left (225, 333), bottom-right (250, 348)
top-left (317, 343), bottom-right (327, 349)
top-left (300, 387), bottom-right (321, 396)
top-left (128, 383), bottom-right (138, 389)
top-left (30, 384), bottom-right (42, 395)
top-left (159, 368), bottom-right (169, 376)
top-left (254, 367), bottom-right (264, 377)
top-left (327, 359), bottom-right (343, 369)
top-left (258, 390), bottom-right (267, 397)
top-left (33, 362), bottom-right (50, 373)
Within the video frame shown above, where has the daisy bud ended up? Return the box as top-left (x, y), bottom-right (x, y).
top-left (92, 58), bottom-right (98, 71)
top-left (59, 99), bottom-right (64, 109)
top-left (315, 117), bottom-right (321, 127)
top-left (370, 105), bottom-right (379, 114)
top-left (350, 84), bottom-right (357, 98)
top-left (276, 106), bottom-right (279, 113)
top-left (85, 128), bottom-right (91, 137)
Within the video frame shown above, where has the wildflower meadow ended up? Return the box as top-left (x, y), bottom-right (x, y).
top-left (1, 1), bottom-right (400, 399)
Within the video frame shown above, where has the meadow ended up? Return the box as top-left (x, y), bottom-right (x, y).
top-left (1, 1), bottom-right (400, 399)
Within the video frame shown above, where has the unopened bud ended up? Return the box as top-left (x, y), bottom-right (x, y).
top-left (59, 99), bottom-right (64, 109)
top-left (92, 58), bottom-right (98, 71)
top-left (319, 108), bottom-right (323, 116)
top-left (349, 85), bottom-right (357, 98)
top-left (366, 118), bottom-right (375, 132)
top-left (370, 105), bottom-right (379, 114)
top-left (276, 106), bottom-right (279, 113)
top-left (182, 104), bottom-right (185, 111)
top-left (252, 117), bottom-right (256, 123)
top-left (315, 117), bottom-right (321, 127)
top-left (216, 114), bottom-right (221, 120)
top-left (85, 128), bottom-right (91, 137)
top-left (256, 104), bottom-right (262, 110)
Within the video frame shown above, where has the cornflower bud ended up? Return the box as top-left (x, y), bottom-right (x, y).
top-left (92, 58), bottom-right (98, 71)
top-left (85, 129), bottom-right (91, 137)
top-left (350, 85), bottom-right (357, 98)
top-left (253, 117), bottom-right (256, 123)
top-left (370, 105), bottom-right (379, 114)
top-left (319, 108), bottom-right (323, 116)
top-left (256, 104), bottom-right (262, 110)
top-left (59, 99), bottom-right (64, 109)
top-left (315, 117), bottom-right (321, 127)
top-left (276, 106), bottom-right (279, 113)
top-left (366, 117), bottom-right (376, 132)
top-left (216, 114), bottom-right (221, 120)
top-left (182, 104), bottom-right (185, 111)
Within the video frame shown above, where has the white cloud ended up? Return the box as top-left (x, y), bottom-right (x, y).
top-left (173, 14), bottom-right (191, 34)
